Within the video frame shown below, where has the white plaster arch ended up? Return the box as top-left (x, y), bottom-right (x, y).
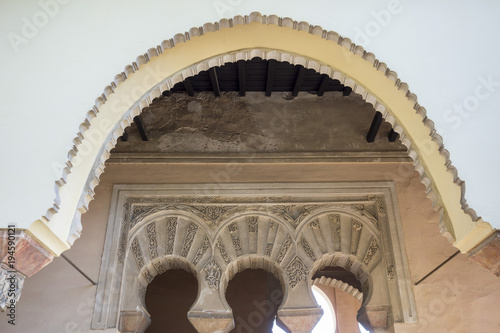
top-left (29, 12), bottom-right (494, 257)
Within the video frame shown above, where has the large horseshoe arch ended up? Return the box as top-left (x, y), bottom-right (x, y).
top-left (30, 12), bottom-right (493, 259)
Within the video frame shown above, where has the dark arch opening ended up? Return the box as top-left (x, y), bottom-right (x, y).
top-left (145, 269), bottom-right (198, 333)
top-left (226, 269), bottom-right (287, 333)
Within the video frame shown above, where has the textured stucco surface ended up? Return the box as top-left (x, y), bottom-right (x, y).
top-left (112, 92), bottom-right (406, 154)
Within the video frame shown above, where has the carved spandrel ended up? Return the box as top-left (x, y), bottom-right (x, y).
top-left (199, 206), bottom-right (232, 222)
top-left (204, 260), bottom-right (222, 290)
top-left (286, 256), bottom-right (308, 289)
top-left (369, 195), bottom-right (386, 215)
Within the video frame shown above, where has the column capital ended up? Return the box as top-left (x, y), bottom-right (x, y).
top-left (277, 307), bottom-right (323, 333)
top-left (188, 311), bottom-right (234, 333)
top-left (118, 310), bottom-right (151, 333)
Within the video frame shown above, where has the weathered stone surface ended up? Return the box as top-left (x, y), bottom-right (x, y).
top-left (112, 92), bottom-right (406, 155)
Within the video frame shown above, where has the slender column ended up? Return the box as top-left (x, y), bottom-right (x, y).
top-left (187, 258), bottom-right (234, 333)
top-left (278, 255), bottom-right (323, 332)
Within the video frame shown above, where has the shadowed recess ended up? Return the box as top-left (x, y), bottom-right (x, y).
top-left (226, 269), bottom-right (287, 333)
top-left (145, 269), bottom-right (198, 333)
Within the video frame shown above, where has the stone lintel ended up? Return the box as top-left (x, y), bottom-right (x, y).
top-left (469, 230), bottom-right (500, 276)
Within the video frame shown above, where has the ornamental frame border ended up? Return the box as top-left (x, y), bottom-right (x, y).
top-left (91, 182), bottom-right (416, 329)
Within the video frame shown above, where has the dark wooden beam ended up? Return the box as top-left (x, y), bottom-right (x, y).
top-left (317, 74), bottom-right (329, 96)
top-left (133, 116), bottom-right (149, 141)
top-left (208, 67), bottom-right (221, 97)
top-left (265, 59), bottom-right (277, 97)
top-left (342, 86), bottom-right (352, 96)
top-left (292, 66), bottom-right (306, 97)
top-left (237, 60), bottom-right (246, 96)
top-left (120, 129), bottom-right (128, 142)
top-left (183, 78), bottom-right (195, 97)
top-left (388, 128), bottom-right (399, 142)
top-left (366, 112), bottom-right (383, 143)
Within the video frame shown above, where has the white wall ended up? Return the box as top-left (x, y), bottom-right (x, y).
top-left (0, 0), bottom-right (499, 229)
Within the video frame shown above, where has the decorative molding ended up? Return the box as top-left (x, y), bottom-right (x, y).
top-left (215, 240), bottom-right (230, 264)
top-left (277, 236), bottom-right (293, 264)
top-left (92, 183), bottom-right (417, 330)
top-left (248, 216), bottom-right (258, 233)
top-left (131, 237), bottom-right (144, 269)
top-left (300, 237), bottom-right (317, 262)
top-left (106, 151), bottom-right (411, 164)
top-left (181, 222), bottom-right (198, 257)
top-left (193, 237), bottom-right (210, 266)
top-left (165, 217), bottom-right (177, 255)
top-left (146, 222), bottom-right (158, 260)
top-left (363, 238), bottom-right (379, 266)
top-left (352, 220), bottom-right (362, 232)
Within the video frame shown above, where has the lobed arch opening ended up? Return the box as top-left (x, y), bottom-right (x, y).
top-left (143, 266), bottom-right (199, 332)
top-left (311, 254), bottom-right (374, 331)
top-left (223, 257), bottom-right (288, 333)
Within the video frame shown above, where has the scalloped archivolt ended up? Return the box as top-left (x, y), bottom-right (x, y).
top-left (28, 12), bottom-right (494, 255)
